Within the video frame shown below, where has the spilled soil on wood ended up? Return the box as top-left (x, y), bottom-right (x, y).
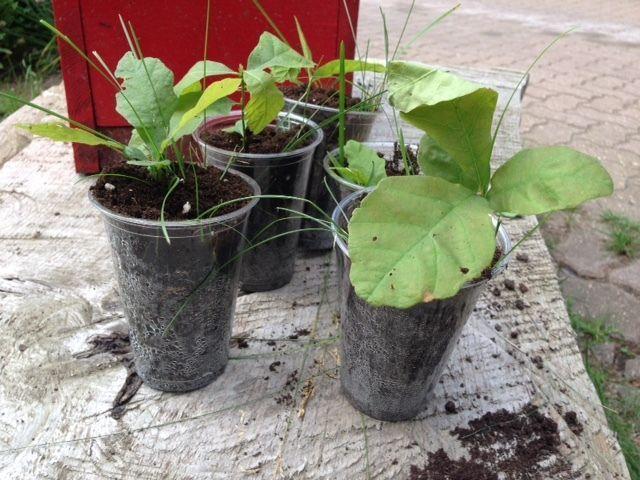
top-left (410, 403), bottom-right (581, 479)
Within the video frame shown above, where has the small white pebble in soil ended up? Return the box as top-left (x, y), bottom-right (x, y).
top-left (182, 202), bottom-right (192, 215)
top-left (104, 183), bottom-right (115, 191)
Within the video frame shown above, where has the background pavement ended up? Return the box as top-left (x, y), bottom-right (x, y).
top-left (358, 0), bottom-right (640, 377)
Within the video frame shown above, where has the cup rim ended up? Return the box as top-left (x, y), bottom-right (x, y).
top-left (283, 95), bottom-right (381, 116)
top-left (193, 111), bottom-right (324, 161)
top-left (89, 166), bottom-right (261, 230)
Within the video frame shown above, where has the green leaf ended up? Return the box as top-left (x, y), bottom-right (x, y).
top-left (247, 32), bottom-right (314, 72)
top-left (115, 52), bottom-right (177, 131)
top-left (418, 134), bottom-right (462, 184)
top-left (388, 61), bottom-right (498, 194)
top-left (223, 120), bottom-right (246, 137)
top-left (487, 146), bottom-right (613, 215)
top-left (165, 90), bottom-right (232, 148)
top-left (341, 140), bottom-right (387, 187)
top-left (173, 60), bottom-right (235, 96)
top-left (243, 70), bottom-right (284, 134)
top-left (176, 77), bottom-right (240, 132)
top-left (128, 129), bottom-right (156, 159)
top-left (349, 176), bottom-right (495, 308)
top-left (313, 59), bottom-right (386, 79)
top-left (123, 146), bottom-right (148, 162)
top-left (18, 123), bottom-right (121, 149)
top-left (270, 66), bottom-right (302, 83)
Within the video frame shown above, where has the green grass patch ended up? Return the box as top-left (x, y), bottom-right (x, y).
top-left (570, 309), bottom-right (618, 345)
top-left (568, 304), bottom-right (640, 478)
top-left (0, 67), bottom-right (54, 119)
top-left (602, 211), bottom-right (640, 258)
top-left (584, 361), bottom-right (640, 479)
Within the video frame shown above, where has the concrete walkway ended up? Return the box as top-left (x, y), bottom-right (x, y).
top-left (358, 0), bottom-right (640, 375)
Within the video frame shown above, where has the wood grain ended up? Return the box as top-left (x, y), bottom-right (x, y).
top-left (0, 67), bottom-right (629, 479)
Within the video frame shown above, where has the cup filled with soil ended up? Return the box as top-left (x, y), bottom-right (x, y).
top-left (281, 84), bottom-right (379, 250)
top-left (324, 141), bottom-right (420, 201)
top-left (90, 163), bottom-right (260, 392)
top-left (331, 189), bottom-right (512, 421)
top-left (195, 111), bottom-right (323, 292)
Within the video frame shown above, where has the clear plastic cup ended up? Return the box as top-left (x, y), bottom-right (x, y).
top-left (90, 168), bottom-right (260, 392)
top-left (332, 189), bottom-right (512, 421)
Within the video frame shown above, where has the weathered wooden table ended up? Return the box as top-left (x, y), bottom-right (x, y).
top-left (0, 67), bottom-right (630, 479)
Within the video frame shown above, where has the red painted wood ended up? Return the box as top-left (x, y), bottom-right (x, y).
top-left (52, 0), bottom-right (100, 173)
top-left (53, 0), bottom-right (359, 173)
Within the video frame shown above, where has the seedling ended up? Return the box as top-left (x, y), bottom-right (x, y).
top-left (250, 0), bottom-right (459, 116)
top-left (343, 59), bottom-right (613, 309)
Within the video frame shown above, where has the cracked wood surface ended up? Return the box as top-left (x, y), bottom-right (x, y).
top-left (0, 67), bottom-right (630, 479)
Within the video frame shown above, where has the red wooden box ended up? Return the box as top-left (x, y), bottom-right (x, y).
top-left (52, 0), bottom-right (360, 173)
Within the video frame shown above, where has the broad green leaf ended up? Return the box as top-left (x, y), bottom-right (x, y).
top-left (176, 77), bottom-right (240, 132)
top-left (270, 66), bottom-right (301, 83)
top-left (313, 59), bottom-right (386, 79)
top-left (244, 71), bottom-right (284, 134)
top-left (388, 61), bottom-right (498, 193)
top-left (123, 145), bottom-right (148, 162)
top-left (128, 129), bottom-right (156, 159)
top-left (174, 61), bottom-right (235, 96)
top-left (223, 120), bottom-right (246, 137)
top-left (247, 32), bottom-right (313, 72)
top-left (18, 123), bottom-right (121, 149)
top-left (388, 61), bottom-right (478, 110)
top-left (129, 125), bottom-right (165, 159)
top-left (487, 146), bottom-right (613, 215)
top-left (349, 176), bottom-right (495, 308)
top-left (115, 52), bottom-right (177, 131)
top-left (243, 68), bottom-right (272, 91)
top-left (341, 140), bottom-right (387, 187)
top-left (165, 91), bottom-right (232, 149)
top-left (418, 134), bottom-right (462, 184)
top-left (331, 164), bottom-right (362, 185)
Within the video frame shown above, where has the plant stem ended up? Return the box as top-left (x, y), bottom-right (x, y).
top-left (239, 66), bottom-right (247, 150)
top-left (250, 0), bottom-right (289, 44)
top-left (160, 176), bottom-right (181, 244)
top-left (338, 42), bottom-right (346, 166)
top-left (496, 213), bottom-right (550, 268)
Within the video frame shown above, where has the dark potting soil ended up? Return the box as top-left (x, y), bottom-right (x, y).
top-left (475, 246), bottom-right (504, 281)
top-left (411, 403), bottom-right (573, 479)
top-left (199, 123), bottom-right (312, 154)
top-left (340, 142), bottom-right (419, 181)
top-left (281, 84), bottom-right (362, 109)
top-left (383, 142), bottom-right (420, 177)
top-left (564, 411), bottom-right (584, 435)
top-left (92, 162), bottom-right (252, 221)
